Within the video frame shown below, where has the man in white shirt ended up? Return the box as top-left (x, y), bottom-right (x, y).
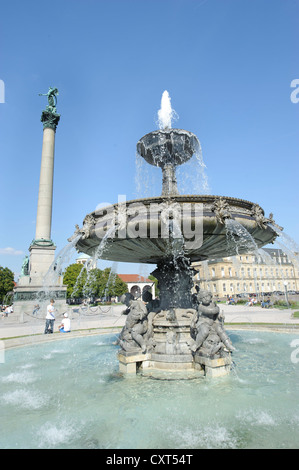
top-left (58, 313), bottom-right (71, 333)
top-left (44, 299), bottom-right (55, 334)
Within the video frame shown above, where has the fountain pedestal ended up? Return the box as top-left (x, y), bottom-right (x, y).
top-left (194, 354), bottom-right (232, 377)
top-left (151, 257), bottom-right (195, 310)
top-left (150, 311), bottom-right (194, 370)
top-left (117, 306), bottom-right (232, 377)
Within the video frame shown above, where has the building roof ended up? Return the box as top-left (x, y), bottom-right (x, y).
top-left (118, 274), bottom-right (152, 283)
top-left (76, 253), bottom-right (91, 260)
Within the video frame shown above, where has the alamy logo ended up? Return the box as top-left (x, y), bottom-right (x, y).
top-left (290, 338), bottom-right (299, 364)
top-left (0, 80), bottom-right (4, 103)
top-left (0, 340), bottom-right (5, 363)
top-left (290, 79), bottom-right (299, 104)
top-left (94, 196), bottom-right (204, 250)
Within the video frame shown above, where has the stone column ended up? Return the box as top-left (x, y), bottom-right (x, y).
top-left (27, 107), bottom-right (61, 283)
top-left (35, 127), bottom-right (56, 240)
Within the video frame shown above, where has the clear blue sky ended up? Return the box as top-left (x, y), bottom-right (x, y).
top-left (0, 0), bottom-right (298, 279)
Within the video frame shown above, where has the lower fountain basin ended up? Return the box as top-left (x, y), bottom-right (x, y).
top-left (75, 194), bottom-right (277, 264)
top-left (1, 330), bottom-right (299, 449)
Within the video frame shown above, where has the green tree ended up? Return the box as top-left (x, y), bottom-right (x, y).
top-left (96, 268), bottom-right (128, 299)
top-left (63, 263), bottom-right (86, 298)
top-left (0, 266), bottom-right (15, 303)
top-left (63, 264), bottom-right (128, 300)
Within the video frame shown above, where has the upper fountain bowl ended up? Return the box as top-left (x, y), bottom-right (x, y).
top-left (137, 129), bottom-right (200, 168)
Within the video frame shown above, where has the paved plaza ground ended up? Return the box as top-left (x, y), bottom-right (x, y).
top-left (1, 302), bottom-right (299, 350)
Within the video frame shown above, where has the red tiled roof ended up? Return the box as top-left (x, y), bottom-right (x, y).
top-left (118, 274), bottom-right (152, 283)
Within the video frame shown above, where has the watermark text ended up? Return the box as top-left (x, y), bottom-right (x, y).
top-left (0, 340), bottom-right (5, 363)
top-left (290, 338), bottom-right (299, 364)
top-left (290, 79), bottom-right (299, 104)
top-left (94, 195), bottom-right (204, 250)
top-left (0, 80), bottom-right (4, 103)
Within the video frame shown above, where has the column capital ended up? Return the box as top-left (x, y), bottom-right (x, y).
top-left (41, 109), bottom-right (61, 132)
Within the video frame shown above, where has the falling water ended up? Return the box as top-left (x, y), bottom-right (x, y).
top-left (176, 141), bottom-right (210, 195)
top-left (268, 224), bottom-right (299, 268)
top-left (103, 262), bottom-right (119, 300)
top-left (225, 219), bottom-right (258, 255)
top-left (202, 260), bottom-right (212, 291)
top-left (72, 224), bottom-right (119, 300)
top-left (34, 234), bottom-right (82, 308)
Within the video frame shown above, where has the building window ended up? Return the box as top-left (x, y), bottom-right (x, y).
top-left (223, 283), bottom-right (226, 292)
top-left (221, 267), bottom-right (225, 277)
top-left (212, 268), bottom-right (215, 277)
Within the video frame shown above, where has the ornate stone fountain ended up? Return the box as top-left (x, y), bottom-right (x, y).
top-left (71, 92), bottom-right (280, 377)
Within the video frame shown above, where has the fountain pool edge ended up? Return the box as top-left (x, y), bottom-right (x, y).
top-left (1, 322), bottom-right (299, 351)
top-left (0, 326), bottom-right (123, 350)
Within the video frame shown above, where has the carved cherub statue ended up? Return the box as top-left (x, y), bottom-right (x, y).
top-left (118, 293), bottom-right (149, 352)
top-left (190, 290), bottom-right (235, 356)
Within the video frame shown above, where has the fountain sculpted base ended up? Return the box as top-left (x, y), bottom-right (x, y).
top-left (117, 289), bottom-right (233, 377)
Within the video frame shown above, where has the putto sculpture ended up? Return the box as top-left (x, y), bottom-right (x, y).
top-left (118, 293), bottom-right (150, 352)
top-left (190, 290), bottom-right (235, 356)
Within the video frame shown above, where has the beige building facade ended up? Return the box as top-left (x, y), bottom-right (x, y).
top-left (192, 248), bottom-right (299, 298)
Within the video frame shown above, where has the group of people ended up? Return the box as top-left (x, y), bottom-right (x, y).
top-left (226, 296), bottom-right (236, 305)
top-left (245, 296), bottom-right (258, 306)
top-left (1, 305), bottom-right (13, 317)
top-left (261, 297), bottom-right (272, 308)
top-left (44, 299), bottom-right (71, 334)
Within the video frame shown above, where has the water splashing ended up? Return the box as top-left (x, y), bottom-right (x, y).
top-left (268, 224), bottom-right (299, 268)
top-left (157, 90), bottom-right (178, 130)
top-left (225, 219), bottom-right (258, 255)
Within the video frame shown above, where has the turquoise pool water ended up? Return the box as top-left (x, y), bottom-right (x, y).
top-left (1, 330), bottom-right (299, 449)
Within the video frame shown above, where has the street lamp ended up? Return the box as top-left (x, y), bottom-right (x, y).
top-left (284, 281), bottom-right (289, 308)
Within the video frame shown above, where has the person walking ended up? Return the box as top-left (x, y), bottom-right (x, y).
top-left (44, 299), bottom-right (55, 334)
